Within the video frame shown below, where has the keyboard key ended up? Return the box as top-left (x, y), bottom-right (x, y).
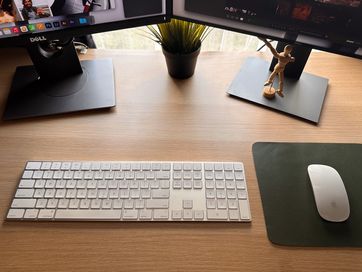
top-left (223, 163), bottom-right (233, 171)
top-left (193, 180), bottom-right (202, 189)
top-left (26, 162), bottom-right (41, 170)
top-left (56, 210), bottom-right (121, 220)
top-left (183, 180), bottom-right (192, 189)
top-left (173, 180), bottom-right (182, 189)
top-left (206, 189), bottom-right (215, 199)
top-left (183, 210), bottom-right (193, 220)
top-left (153, 209), bottom-right (169, 220)
top-left (151, 163), bottom-right (161, 171)
top-left (156, 171), bottom-right (170, 180)
top-left (33, 171), bottom-right (43, 179)
top-left (217, 199), bottom-right (227, 209)
top-left (160, 180), bottom-right (170, 189)
top-left (38, 209), bottom-right (55, 219)
top-left (207, 210), bottom-right (228, 220)
top-left (113, 200), bottom-right (123, 209)
top-left (41, 162), bottom-right (52, 170)
top-left (45, 180), bottom-right (56, 188)
top-left (152, 189), bottom-right (170, 199)
top-left (123, 210), bottom-right (138, 220)
top-left (7, 209), bottom-right (25, 219)
top-left (102, 200), bottom-right (112, 209)
top-left (150, 180), bottom-right (160, 189)
top-left (34, 180), bottom-right (46, 188)
top-left (216, 190), bottom-right (226, 199)
top-left (61, 162), bottom-right (71, 170)
top-left (51, 162), bottom-right (61, 170)
top-left (91, 199), bottom-right (101, 209)
top-left (183, 163), bottom-right (193, 171)
top-left (194, 210), bottom-right (204, 220)
top-left (71, 162), bottom-right (82, 170)
top-left (47, 199), bottom-right (58, 208)
top-left (183, 200), bottom-right (193, 209)
top-left (204, 163), bottom-right (213, 171)
top-left (206, 199), bottom-right (216, 209)
top-left (161, 163), bottom-right (171, 171)
top-left (235, 172), bottom-right (244, 181)
top-left (239, 200), bottom-right (251, 220)
top-left (24, 209), bottom-right (39, 219)
top-left (135, 199), bottom-right (145, 209)
top-left (172, 210), bottom-right (182, 220)
top-left (11, 199), bottom-right (36, 208)
top-left (228, 200), bottom-right (238, 209)
top-left (237, 190), bottom-right (247, 200)
top-left (139, 209), bottom-right (152, 220)
top-left (124, 200), bottom-right (134, 209)
top-left (15, 189), bottom-right (34, 198)
top-left (146, 199), bottom-right (169, 209)
top-left (214, 163), bottom-right (223, 171)
top-left (58, 199), bottom-right (69, 209)
top-left (19, 179), bottom-right (35, 188)
top-left (193, 163), bottom-right (202, 171)
top-left (141, 163), bottom-right (151, 171)
top-left (205, 172), bottom-right (214, 180)
top-left (234, 163), bottom-right (243, 171)
top-left (36, 199), bottom-right (47, 208)
top-left (229, 210), bottom-right (240, 220)
top-left (173, 163), bottom-right (182, 171)
top-left (69, 199), bottom-right (80, 209)
top-left (227, 190), bottom-right (237, 199)
top-left (22, 171), bottom-right (33, 179)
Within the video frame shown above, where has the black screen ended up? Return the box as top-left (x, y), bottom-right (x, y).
top-left (185, 0), bottom-right (362, 47)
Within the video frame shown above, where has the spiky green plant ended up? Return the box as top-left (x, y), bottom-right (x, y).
top-left (147, 19), bottom-right (211, 54)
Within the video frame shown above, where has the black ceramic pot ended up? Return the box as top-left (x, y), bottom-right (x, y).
top-left (162, 46), bottom-right (201, 79)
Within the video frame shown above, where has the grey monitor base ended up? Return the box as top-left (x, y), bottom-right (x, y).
top-left (3, 59), bottom-right (116, 120)
top-left (227, 57), bottom-right (329, 123)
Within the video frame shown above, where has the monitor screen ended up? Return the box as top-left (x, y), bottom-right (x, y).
top-left (173, 0), bottom-right (362, 58)
top-left (0, 0), bottom-right (168, 45)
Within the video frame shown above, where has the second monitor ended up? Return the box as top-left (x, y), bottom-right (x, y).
top-left (173, 0), bottom-right (362, 123)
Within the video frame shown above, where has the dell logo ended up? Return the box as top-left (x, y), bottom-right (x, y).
top-left (30, 36), bottom-right (47, 43)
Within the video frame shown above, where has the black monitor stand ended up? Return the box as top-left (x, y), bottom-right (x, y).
top-left (3, 38), bottom-right (116, 120)
top-left (227, 42), bottom-right (329, 123)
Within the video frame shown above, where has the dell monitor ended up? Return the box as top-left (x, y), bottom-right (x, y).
top-left (173, 0), bottom-right (362, 123)
top-left (0, 0), bottom-right (170, 120)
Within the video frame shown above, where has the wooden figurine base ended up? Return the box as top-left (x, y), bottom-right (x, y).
top-left (263, 86), bottom-right (276, 99)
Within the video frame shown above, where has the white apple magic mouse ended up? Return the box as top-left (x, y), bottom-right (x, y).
top-left (307, 164), bottom-right (350, 222)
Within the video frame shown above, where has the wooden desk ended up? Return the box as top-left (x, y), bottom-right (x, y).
top-left (0, 49), bottom-right (361, 272)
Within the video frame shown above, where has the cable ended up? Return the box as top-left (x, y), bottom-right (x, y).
top-left (73, 41), bottom-right (89, 54)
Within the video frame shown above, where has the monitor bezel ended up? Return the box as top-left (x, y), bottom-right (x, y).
top-left (0, 0), bottom-right (173, 47)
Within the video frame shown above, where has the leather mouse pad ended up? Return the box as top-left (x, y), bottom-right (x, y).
top-left (252, 142), bottom-right (362, 247)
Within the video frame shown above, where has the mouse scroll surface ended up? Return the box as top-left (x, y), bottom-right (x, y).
top-left (307, 164), bottom-right (350, 222)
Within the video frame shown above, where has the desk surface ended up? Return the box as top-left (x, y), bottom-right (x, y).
top-left (0, 48), bottom-right (362, 272)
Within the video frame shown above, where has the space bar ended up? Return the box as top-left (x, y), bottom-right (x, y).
top-left (55, 210), bottom-right (122, 220)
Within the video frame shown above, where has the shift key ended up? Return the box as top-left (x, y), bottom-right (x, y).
top-left (146, 199), bottom-right (169, 209)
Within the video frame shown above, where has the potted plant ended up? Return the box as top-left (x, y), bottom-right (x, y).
top-left (147, 19), bottom-right (210, 79)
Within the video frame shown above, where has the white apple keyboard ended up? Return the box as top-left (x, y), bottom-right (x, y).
top-left (6, 161), bottom-right (251, 222)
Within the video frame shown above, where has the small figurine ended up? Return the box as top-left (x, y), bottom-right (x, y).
top-left (259, 37), bottom-right (295, 99)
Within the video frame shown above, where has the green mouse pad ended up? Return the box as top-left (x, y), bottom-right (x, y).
top-left (252, 142), bottom-right (362, 247)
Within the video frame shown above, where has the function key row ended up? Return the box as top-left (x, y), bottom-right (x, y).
top-left (26, 162), bottom-right (244, 172)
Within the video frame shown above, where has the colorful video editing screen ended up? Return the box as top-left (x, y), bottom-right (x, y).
top-left (0, 0), bottom-right (164, 39)
top-left (185, 0), bottom-right (361, 43)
